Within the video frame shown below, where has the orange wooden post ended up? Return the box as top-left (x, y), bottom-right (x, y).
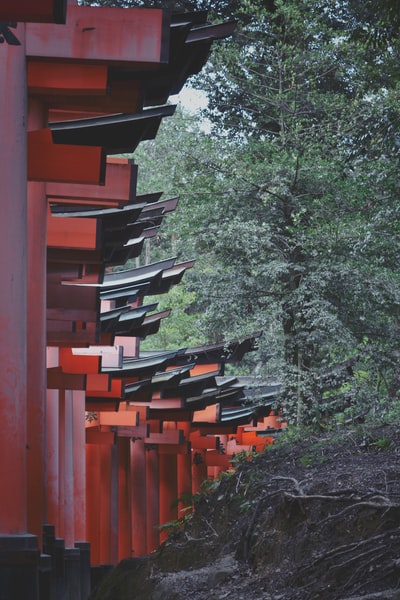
top-left (146, 445), bottom-right (160, 554)
top-left (130, 438), bottom-right (147, 557)
top-left (177, 423), bottom-right (192, 518)
top-left (99, 444), bottom-right (112, 565)
top-left (73, 390), bottom-right (86, 542)
top-left (86, 444), bottom-right (101, 565)
top-left (118, 437), bottom-right (132, 561)
top-left (27, 97), bottom-right (47, 546)
top-left (191, 449), bottom-right (207, 496)
top-left (63, 390), bottom-right (75, 548)
top-left (159, 453), bottom-right (178, 544)
top-left (58, 390), bottom-right (66, 540)
top-left (45, 347), bottom-right (60, 532)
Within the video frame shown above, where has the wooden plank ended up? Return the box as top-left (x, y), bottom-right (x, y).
top-left (47, 367), bottom-right (86, 390)
top-left (28, 128), bottom-right (105, 184)
top-left (116, 424), bottom-right (149, 438)
top-left (145, 430), bottom-right (184, 445)
top-left (0, 0), bottom-right (66, 23)
top-left (47, 215), bottom-right (98, 250)
top-left (99, 411), bottom-right (139, 427)
top-left (59, 348), bottom-right (100, 374)
top-left (26, 5), bottom-right (168, 65)
top-left (28, 61), bottom-right (108, 95)
top-left (204, 451), bottom-right (230, 469)
top-left (190, 435), bottom-right (220, 450)
top-left (46, 159), bottom-right (137, 208)
top-left (45, 80), bottom-right (143, 115)
top-left (86, 429), bottom-right (115, 445)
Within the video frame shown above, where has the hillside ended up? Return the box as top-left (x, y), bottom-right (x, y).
top-left (90, 423), bottom-right (400, 600)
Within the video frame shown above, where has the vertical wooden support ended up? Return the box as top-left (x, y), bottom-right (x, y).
top-left (177, 424), bottom-right (192, 519)
top-left (27, 97), bottom-right (47, 546)
top-left (46, 347), bottom-right (60, 532)
top-left (86, 444), bottom-right (101, 565)
top-left (191, 449), bottom-right (207, 496)
top-left (99, 444), bottom-right (112, 565)
top-left (177, 449), bottom-right (193, 517)
top-left (146, 446), bottom-right (159, 554)
top-left (0, 23), bottom-right (28, 536)
top-left (64, 390), bottom-right (75, 548)
top-left (118, 437), bottom-right (132, 561)
top-left (159, 453), bottom-right (178, 544)
top-left (58, 390), bottom-right (66, 540)
top-left (73, 390), bottom-right (86, 543)
top-left (130, 438), bottom-right (147, 557)
top-left (0, 27), bottom-right (40, 599)
top-left (110, 442), bottom-right (119, 564)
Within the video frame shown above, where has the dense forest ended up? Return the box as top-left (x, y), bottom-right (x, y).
top-left (83, 0), bottom-right (400, 427)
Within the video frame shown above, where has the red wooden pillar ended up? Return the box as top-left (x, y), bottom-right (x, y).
top-left (63, 390), bottom-right (75, 548)
top-left (99, 443), bottom-right (112, 565)
top-left (177, 423), bottom-right (192, 519)
top-left (73, 390), bottom-right (86, 542)
top-left (86, 443), bottom-right (101, 565)
top-left (130, 438), bottom-right (147, 556)
top-left (45, 347), bottom-right (60, 532)
top-left (0, 23), bottom-right (28, 536)
top-left (27, 96), bottom-right (47, 546)
top-left (146, 445), bottom-right (159, 553)
top-left (118, 437), bottom-right (132, 561)
top-left (159, 453), bottom-right (178, 544)
top-left (191, 449), bottom-right (208, 496)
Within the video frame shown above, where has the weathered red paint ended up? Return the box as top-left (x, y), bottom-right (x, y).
top-left (0, 0), bottom-right (67, 23)
top-left (26, 5), bottom-right (168, 65)
top-left (0, 31), bottom-right (28, 535)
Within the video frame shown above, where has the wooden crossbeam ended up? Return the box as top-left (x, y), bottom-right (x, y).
top-left (26, 5), bottom-right (168, 65)
top-left (28, 128), bottom-right (105, 184)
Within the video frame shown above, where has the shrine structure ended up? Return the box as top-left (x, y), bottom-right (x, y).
top-left (0, 2), bottom-right (284, 599)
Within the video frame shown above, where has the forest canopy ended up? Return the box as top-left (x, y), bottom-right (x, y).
top-left (83, 0), bottom-right (400, 426)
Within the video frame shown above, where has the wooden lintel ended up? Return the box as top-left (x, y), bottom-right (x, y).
top-left (190, 435), bottom-right (220, 450)
top-left (26, 5), bottom-right (168, 65)
top-left (47, 367), bottom-right (86, 390)
top-left (145, 430), bottom-right (184, 445)
top-left (0, 0), bottom-right (67, 23)
top-left (99, 411), bottom-right (139, 427)
top-left (46, 159), bottom-right (137, 207)
top-left (155, 443), bottom-right (190, 455)
top-left (47, 215), bottom-right (99, 250)
top-left (28, 61), bottom-right (108, 96)
top-left (86, 428), bottom-right (115, 445)
top-left (116, 424), bottom-right (150, 438)
top-left (28, 128), bottom-right (105, 184)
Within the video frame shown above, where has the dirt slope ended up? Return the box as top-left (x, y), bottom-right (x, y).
top-left (90, 424), bottom-right (400, 600)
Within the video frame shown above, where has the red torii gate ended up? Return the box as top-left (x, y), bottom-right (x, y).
top-left (0, 2), bottom-right (242, 598)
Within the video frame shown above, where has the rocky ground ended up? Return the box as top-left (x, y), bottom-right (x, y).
top-left (90, 423), bottom-right (400, 600)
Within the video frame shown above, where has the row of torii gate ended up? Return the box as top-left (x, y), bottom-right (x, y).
top-left (0, 1), bottom-right (284, 598)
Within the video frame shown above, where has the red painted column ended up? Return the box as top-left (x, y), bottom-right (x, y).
top-left (73, 391), bottom-right (86, 543)
top-left (58, 390), bottom-right (66, 540)
top-left (99, 443), bottom-right (112, 564)
top-left (45, 347), bottom-right (60, 532)
top-left (177, 424), bottom-right (192, 519)
top-left (86, 443), bottom-right (101, 565)
top-left (27, 96), bottom-right (47, 546)
top-left (159, 453), bottom-right (178, 544)
top-left (146, 446), bottom-right (159, 553)
top-left (118, 437), bottom-right (132, 561)
top-left (191, 449), bottom-right (207, 496)
top-left (0, 22), bottom-right (28, 536)
top-left (130, 438), bottom-right (147, 556)
top-left (64, 390), bottom-right (75, 548)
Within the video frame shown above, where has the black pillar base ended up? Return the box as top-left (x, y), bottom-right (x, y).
top-left (0, 534), bottom-right (39, 600)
